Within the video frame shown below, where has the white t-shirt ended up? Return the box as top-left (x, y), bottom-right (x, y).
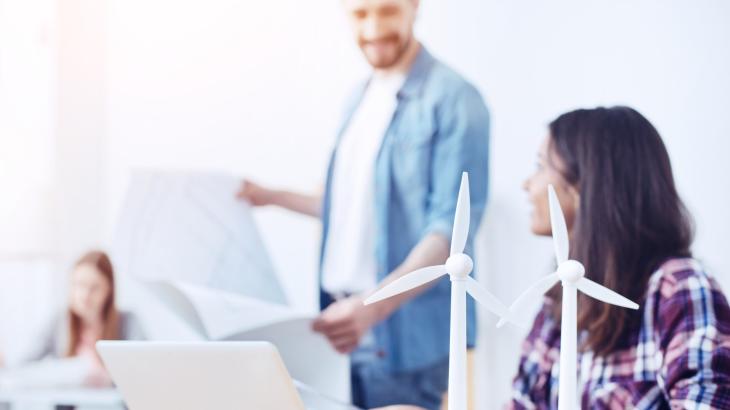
top-left (322, 74), bottom-right (405, 296)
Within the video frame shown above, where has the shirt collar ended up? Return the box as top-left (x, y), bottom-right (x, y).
top-left (396, 45), bottom-right (435, 100)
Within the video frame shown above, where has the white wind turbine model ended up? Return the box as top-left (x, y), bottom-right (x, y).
top-left (497, 184), bottom-right (639, 410)
top-left (364, 172), bottom-right (515, 410)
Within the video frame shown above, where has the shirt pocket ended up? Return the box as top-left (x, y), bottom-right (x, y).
top-left (390, 105), bottom-right (436, 153)
top-left (390, 129), bottom-right (434, 205)
top-left (393, 131), bottom-right (433, 152)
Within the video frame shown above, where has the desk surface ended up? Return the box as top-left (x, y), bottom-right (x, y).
top-left (0, 386), bottom-right (366, 410)
top-left (0, 388), bottom-right (122, 405)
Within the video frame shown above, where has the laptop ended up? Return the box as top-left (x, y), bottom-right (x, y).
top-left (97, 341), bottom-right (360, 410)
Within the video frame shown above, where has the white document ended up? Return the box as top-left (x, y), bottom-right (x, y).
top-left (150, 281), bottom-right (308, 340)
top-left (144, 281), bottom-right (351, 402)
top-left (112, 171), bottom-right (350, 402)
top-left (112, 170), bottom-right (286, 304)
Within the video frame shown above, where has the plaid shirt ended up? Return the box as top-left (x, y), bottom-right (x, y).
top-left (510, 258), bottom-right (730, 409)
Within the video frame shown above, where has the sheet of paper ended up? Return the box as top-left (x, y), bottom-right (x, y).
top-left (141, 281), bottom-right (350, 402)
top-left (111, 170), bottom-right (350, 402)
top-left (186, 281), bottom-right (311, 338)
top-left (122, 278), bottom-right (207, 341)
top-left (112, 170), bottom-right (286, 304)
top-left (229, 318), bottom-right (352, 404)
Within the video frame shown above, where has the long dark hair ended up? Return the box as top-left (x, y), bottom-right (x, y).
top-left (546, 106), bottom-right (693, 355)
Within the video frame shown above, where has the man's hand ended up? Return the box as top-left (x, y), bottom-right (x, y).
top-left (237, 179), bottom-right (276, 206)
top-left (236, 179), bottom-right (323, 218)
top-left (311, 294), bottom-right (384, 354)
top-left (311, 234), bottom-right (450, 355)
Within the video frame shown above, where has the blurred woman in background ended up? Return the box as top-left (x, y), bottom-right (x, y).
top-left (0, 250), bottom-right (143, 388)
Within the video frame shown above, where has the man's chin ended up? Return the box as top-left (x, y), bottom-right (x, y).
top-left (362, 50), bottom-right (400, 69)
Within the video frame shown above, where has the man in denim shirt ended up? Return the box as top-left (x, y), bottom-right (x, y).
top-left (239, 0), bottom-right (489, 408)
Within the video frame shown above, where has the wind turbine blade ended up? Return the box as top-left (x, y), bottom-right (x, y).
top-left (464, 277), bottom-right (510, 318)
top-left (497, 272), bottom-right (560, 328)
top-left (364, 265), bottom-right (448, 305)
top-left (576, 277), bottom-right (639, 309)
top-left (547, 184), bottom-right (570, 265)
top-left (451, 172), bottom-right (470, 256)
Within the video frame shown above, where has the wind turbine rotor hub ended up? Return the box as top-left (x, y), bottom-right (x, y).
top-left (557, 259), bottom-right (585, 283)
top-left (446, 253), bottom-right (473, 279)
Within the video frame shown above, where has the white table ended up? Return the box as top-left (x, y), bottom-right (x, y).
top-left (0, 388), bottom-right (124, 410)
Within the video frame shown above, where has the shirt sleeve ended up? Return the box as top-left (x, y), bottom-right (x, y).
top-left (655, 269), bottom-right (730, 408)
top-left (422, 83), bottom-right (490, 244)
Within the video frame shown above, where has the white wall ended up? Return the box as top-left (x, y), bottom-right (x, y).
top-left (0, 0), bottom-right (60, 354)
top-left (0, 0), bottom-right (56, 254)
top-left (55, 0), bottom-right (109, 263)
top-left (104, 0), bottom-right (368, 311)
top-left (62, 0), bottom-right (730, 408)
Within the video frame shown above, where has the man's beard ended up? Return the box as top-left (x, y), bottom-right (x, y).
top-left (359, 33), bottom-right (412, 69)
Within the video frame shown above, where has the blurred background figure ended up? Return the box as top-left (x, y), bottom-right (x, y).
top-left (239, 0), bottom-right (490, 408)
top-left (0, 250), bottom-right (143, 388)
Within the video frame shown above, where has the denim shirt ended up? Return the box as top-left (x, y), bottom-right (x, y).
top-left (320, 47), bottom-right (490, 372)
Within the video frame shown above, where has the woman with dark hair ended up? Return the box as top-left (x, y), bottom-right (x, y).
top-left (0, 250), bottom-right (143, 387)
top-left (511, 106), bottom-right (730, 408)
top-left (373, 106), bottom-right (730, 410)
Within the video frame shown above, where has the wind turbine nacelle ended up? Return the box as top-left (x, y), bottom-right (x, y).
top-left (557, 260), bottom-right (585, 283)
top-left (446, 254), bottom-right (473, 279)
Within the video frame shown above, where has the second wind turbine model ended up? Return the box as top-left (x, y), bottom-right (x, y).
top-left (498, 184), bottom-right (639, 410)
